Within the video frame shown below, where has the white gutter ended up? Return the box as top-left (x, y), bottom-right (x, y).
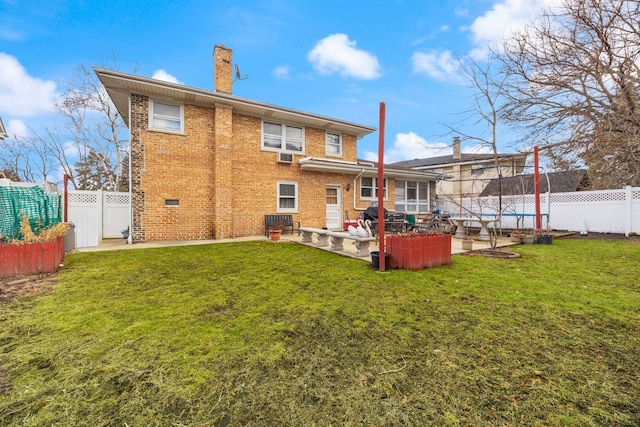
top-left (127, 94), bottom-right (133, 244)
top-left (353, 169), bottom-right (368, 212)
top-left (298, 157), bottom-right (442, 179)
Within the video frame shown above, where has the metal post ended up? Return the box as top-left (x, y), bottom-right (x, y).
top-left (377, 102), bottom-right (386, 271)
top-left (534, 146), bottom-right (541, 230)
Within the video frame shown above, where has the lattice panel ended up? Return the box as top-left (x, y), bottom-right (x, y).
top-left (69, 192), bottom-right (98, 204)
top-left (550, 191), bottom-right (625, 203)
top-left (106, 194), bottom-right (130, 205)
top-left (633, 190), bottom-right (640, 200)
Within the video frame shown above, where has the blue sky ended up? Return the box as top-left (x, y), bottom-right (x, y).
top-left (1, 0), bottom-right (552, 163)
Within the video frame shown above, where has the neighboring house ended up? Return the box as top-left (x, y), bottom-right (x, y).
top-left (0, 116), bottom-right (8, 140)
top-left (391, 137), bottom-right (527, 204)
top-left (95, 45), bottom-right (441, 242)
top-left (479, 169), bottom-right (591, 196)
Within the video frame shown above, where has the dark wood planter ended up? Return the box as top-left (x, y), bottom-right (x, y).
top-left (537, 235), bottom-right (553, 244)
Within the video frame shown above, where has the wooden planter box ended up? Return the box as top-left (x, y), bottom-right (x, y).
top-left (0, 237), bottom-right (65, 279)
top-left (386, 233), bottom-right (452, 270)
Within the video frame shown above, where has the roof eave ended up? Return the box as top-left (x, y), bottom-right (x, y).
top-left (94, 67), bottom-right (377, 138)
top-left (298, 157), bottom-right (443, 180)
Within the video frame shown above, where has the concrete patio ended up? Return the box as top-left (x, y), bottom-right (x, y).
top-left (79, 232), bottom-right (517, 262)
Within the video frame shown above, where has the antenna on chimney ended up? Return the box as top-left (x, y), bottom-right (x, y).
top-left (234, 64), bottom-right (249, 82)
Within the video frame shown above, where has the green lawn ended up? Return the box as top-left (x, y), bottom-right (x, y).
top-left (1, 238), bottom-right (639, 426)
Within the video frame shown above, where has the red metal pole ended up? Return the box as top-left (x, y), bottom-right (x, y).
top-left (377, 102), bottom-right (386, 271)
top-left (63, 174), bottom-right (69, 223)
top-left (534, 146), bottom-right (541, 230)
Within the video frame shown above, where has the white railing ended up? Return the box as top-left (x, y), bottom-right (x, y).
top-left (437, 186), bottom-right (639, 235)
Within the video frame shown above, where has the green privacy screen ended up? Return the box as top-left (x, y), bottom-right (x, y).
top-left (0, 186), bottom-right (62, 242)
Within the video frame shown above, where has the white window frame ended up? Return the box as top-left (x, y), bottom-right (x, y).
top-left (395, 179), bottom-right (430, 213)
top-left (325, 132), bottom-right (342, 157)
top-left (262, 121), bottom-right (305, 154)
top-left (149, 100), bottom-right (184, 133)
top-left (277, 181), bottom-right (298, 213)
top-left (360, 177), bottom-right (387, 199)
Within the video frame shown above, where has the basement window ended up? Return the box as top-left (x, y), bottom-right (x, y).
top-left (165, 199), bottom-right (180, 206)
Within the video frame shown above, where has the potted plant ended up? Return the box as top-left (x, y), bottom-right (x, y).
top-left (269, 224), bottom-right (283, 241)
top-left (537, 229), bottom-right (553, 244)
top-left (522, 232), bottom-right (535, 244)
top-left (461, 238), bottom-right (474, 250)
top-left (510, 231), bottom-right (523, 243)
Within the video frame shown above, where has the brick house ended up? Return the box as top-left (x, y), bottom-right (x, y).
top-left (95, 45), bottom-right (441, 242)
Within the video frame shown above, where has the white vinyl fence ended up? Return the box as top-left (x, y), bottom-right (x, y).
top-left (437, 186), bottom-right (639, 236)
top-left (66, 190), bottom-right (130, 248)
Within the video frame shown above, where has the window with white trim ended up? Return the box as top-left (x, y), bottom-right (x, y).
top-left (277, 181), bottom-right (298, 212)
top-left (263, 121), bottom-right (304, 154)
top-left (395, 180), bottom-right (430, 213)
top-left (149, 100), bottom-right (184, 132)
top-left (326, 132), bottom-right (342, 157)
top-left (360, 177), bottom-right (387, 199)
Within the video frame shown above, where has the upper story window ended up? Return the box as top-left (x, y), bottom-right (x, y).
top-left (360, 177), bottom-right (387, 199)
top-left (263, 121), bottom-right (304, 154)
top-left (326, 132), bottom-right (342, 157)
top-left (150, 100), bottom-right (184, 133)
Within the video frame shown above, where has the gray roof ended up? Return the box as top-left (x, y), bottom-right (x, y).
top-left (391, 153), bottom-right (524, 169)
top-left (479, 169), bottom-right (591, 196)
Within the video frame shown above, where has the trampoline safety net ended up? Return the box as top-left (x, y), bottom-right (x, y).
top-left (0, 186), bottom-right (62, 242)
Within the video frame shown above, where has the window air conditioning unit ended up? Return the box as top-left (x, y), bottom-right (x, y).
top-left (277, 152), bottom-right (294, 164)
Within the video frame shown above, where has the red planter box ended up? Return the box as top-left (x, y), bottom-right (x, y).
top-left (386, 234), bottom-right (451, 270)
top-left (0, 237), bottom-right (65, 279)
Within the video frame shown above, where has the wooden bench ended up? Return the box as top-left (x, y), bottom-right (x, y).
top-left (264, 214), bottom-right (299, 237)
top-left (299, 227), bottom-right (377, 257)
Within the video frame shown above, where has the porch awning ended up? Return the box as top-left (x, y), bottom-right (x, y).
top-left (298, 157), bottom-right (446, 181)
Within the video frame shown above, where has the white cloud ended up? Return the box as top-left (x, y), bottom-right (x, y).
top-left (7, 118), bottom-right (28, 138)
top-left (363, 132), bottom-right (450, 163)
top-left (411, 50), bottom-right (458, 80)
top-left (308, 33), bottom-right (381, 80)
top-left (151, 69), bottom-right (182, 84)
top-left (469, 0), bottom-right (561, 59)
top-left (363, 133), bottom-right (498, 163)
top-left (273, 65), bottom-right (290, 80)
top-left (0, 52), bottom-right (58, 117)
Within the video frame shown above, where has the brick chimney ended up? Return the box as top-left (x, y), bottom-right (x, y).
top-left (452, 136), bottom-right (461, 161)
top-left (213, 45), bottom-right (233, 94)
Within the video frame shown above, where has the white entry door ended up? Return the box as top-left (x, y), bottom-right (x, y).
top-left (325, 185), bottom-right (342, 229)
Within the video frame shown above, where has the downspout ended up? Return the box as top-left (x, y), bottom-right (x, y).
top-left (353, 169), bottom-right (366, 211)
top-left (127, 94), bottom-right (133, 244)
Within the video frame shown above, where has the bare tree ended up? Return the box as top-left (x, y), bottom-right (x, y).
top-left (0, 133), bottom-right (58, 183)
top-left (440, 56), bottom-right (515, 250)
top-left (501, 0), bottom-right (640, 187)
top-left (0, 64), bottom-right (128, 190)
top-left (54, 64), bottom-right (128, 190)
